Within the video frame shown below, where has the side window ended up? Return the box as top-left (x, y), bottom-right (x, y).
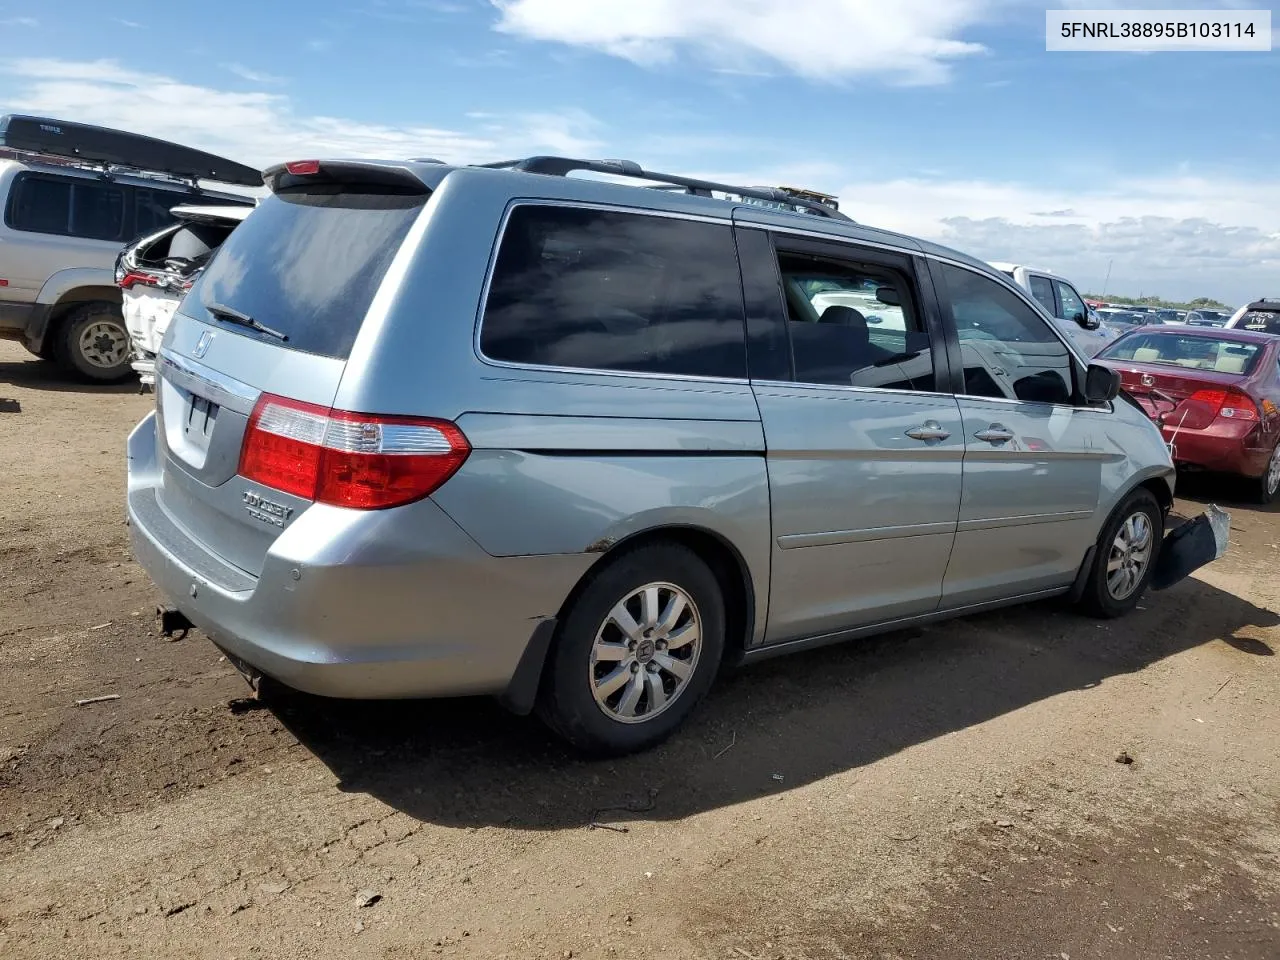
top-left (135, 189), bottom-right (186, 237)
top-left (4, 173), bottom-right (124, 241)
top-left (481, 206), bottom-right (747, 379)
top-left (939, 262), bottom-right (1075, 405)
top-left (1028, 275), bottom-right (1056, 315)
top-left (776, 249), bottom-right (937, 393)
top-left (69, 181), bottom-right (126, 241)
top-left (6, 175), bottom-right (71, 234)
top-left (1055, 281), bottom-right (1086, 323)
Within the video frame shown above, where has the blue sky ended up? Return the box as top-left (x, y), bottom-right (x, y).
top-left (1, 0), bottom-right (1277, 303)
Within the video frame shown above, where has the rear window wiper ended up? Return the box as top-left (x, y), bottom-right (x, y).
top-left (205, 301), bottom-right (289, 342)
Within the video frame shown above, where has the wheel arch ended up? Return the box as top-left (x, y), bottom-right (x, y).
top-left (561, 524), bottom-right (758, 662)
top-left (1107, 467), bottom-right (1175, 521)
top-left (32, 287), bottom-right (124, 354)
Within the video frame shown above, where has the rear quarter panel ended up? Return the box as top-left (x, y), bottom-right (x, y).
top-left (333, 170), bottom-right (773, 643)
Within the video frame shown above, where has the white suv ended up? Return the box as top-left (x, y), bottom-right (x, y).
top-left (0, 115), bottom-right (256, 380)
top-left (1226, 300), bottom-right (1280, 334)
top-left (989, 262), bottom-right (1118, 357)
top-left (116, 203), bottom-right (253, 388)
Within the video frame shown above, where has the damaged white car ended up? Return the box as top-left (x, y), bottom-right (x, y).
top-left (115, 203), bottom-right (253, 387)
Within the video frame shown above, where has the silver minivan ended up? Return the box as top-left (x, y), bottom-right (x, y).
top-left (127, 157), bottom-right (1177, 755)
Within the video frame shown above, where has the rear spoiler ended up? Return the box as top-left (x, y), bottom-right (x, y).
top-left (263, 160), bottom-right (432, 194)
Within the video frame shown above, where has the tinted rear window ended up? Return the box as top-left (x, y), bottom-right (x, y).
top-left (1099, 333), bottom-right (1261, 375)
top-left (1238, 310), bottom-right (1280, 335)
top-left (6, 173), bottom-right (126, 241)
top-left (186, 186), bottom-right (425, 359)
top-left (480, 205), bottom-right (747, 379)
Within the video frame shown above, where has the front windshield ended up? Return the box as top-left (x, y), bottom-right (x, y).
top-left (1100, 332), bottom-right (1261, 374)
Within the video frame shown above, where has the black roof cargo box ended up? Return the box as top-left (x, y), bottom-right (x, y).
top-left (0, 115), bottom-right (261, 187)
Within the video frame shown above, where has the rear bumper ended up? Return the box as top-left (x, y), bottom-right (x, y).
top-left (1162, 421), bottom-right (1271, 478)
top-left (130, 352), bottom-right (156, 386)
top-left (0, 300), bottom-right (47, 351)
top-left (126, 411), bottom-right (591, 700)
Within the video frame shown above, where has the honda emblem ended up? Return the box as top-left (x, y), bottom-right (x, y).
top-left (1141, 373), bottom-right (1155, 387)
top-left (192, 330), bottom-right (213, 359)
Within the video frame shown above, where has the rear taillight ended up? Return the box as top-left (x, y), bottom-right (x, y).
top-left (238, 394), bottom-right (470, 510)
top-left (1188, 388), bottom-right (1259, 422)
top-left (118, 271), bottom-right (160, 290)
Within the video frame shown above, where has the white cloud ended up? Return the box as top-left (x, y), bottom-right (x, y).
top-left (0, 58), bottom-right (601, 169)
top-left (222, 63), bottom-right (286, 84)
top-left (492, 0), bottom-right (992, 84)
top-left (0, 16), bottom-right (37, 27)
top-left (667, 158), bottom-right (1279, 302)
top-left (837, 176), bottom-right (1280, 303)
top-left (490, 0), bottom-right (1260, 84)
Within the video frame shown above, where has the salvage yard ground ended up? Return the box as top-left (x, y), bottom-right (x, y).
top-left (1, 338), bottom-right (1277, 960)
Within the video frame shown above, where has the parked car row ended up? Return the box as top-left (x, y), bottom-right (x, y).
top-left (0, 114), bottom-right (256, 382)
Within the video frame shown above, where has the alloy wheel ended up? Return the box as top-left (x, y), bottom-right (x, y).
top-left (1266, 444), bottom-right (1280, 497)
top-left (589, 581), bottom-right (702, 724)
top-left (1106, 511), bottom-right (1154, 601)
top-left (78, 320), bottom-right (130, 369)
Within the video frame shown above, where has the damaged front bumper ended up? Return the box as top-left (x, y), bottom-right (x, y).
top-left (1151, 504), bottom-right (1230, 591)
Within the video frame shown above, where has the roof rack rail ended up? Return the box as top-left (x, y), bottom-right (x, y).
top-left (477, 156), bottom-right (851, 221)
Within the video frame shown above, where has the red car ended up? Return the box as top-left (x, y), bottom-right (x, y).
top-left (1096, 327), bottom-right (1280, 503)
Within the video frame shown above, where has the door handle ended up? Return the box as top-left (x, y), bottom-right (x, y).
top-left (905, 420), bottom-right (951, 442)
top-left (974, 423), bottom-right (1015, 445)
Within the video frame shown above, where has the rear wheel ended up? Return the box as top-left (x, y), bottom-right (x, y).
top-left (536, 543), bottom-right (725, 756)
top-left (1252, 442), bottom-right (1280, 505)
top-left (1080, 488), bottom-right (1163, 619)
top-left (59, 303), bottom-right (132, 382)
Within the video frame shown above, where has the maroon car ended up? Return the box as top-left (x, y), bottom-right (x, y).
top-left (1096, 327), bottom-right (1280, 503)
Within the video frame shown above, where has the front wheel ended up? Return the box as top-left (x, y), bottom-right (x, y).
top-left (536, 543), bottom-right (725, 756)
top-left (59, 303), bottom-right (133, 382)
top-left (1079, 488), bottom-right (1163, 619)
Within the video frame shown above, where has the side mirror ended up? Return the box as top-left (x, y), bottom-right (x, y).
top-left (875, 286), bottom-right (902, 306)
top-left (1085, 363), bottom-right (1121, 404)
top-left (1077, 311), bottom-right (1100, 330)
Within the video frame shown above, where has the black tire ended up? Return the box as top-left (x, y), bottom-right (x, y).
top-left (536, 543), bottom-right (726, 757)
top-left (59, 303), bottom-right (132, 382)
top-left (1251, 442), bottom-right (1280, 505)
top-left (1079, 488), bottom-right (1163, 619)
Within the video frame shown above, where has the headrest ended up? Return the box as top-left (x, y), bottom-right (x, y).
top-left (820, 305), bottom-right (868, 329)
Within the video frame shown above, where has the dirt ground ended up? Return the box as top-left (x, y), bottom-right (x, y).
top-left (1, 338), bottom-right (1277, 960)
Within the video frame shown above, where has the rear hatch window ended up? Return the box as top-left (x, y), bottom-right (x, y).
top-left (1238, 310), bottom-right (1280, 335)
top-left (184, 185), bottom-right (426, 359)
top-left (1099, 333), bottom-right (1261, 376)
